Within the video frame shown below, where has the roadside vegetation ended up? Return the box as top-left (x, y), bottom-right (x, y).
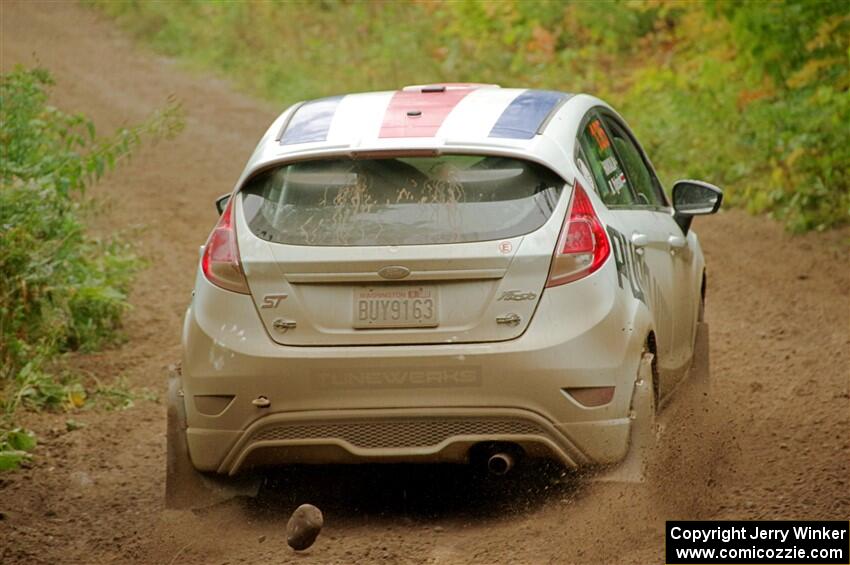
top-left (0, 67), bottom-right (183, 469)
top-left (91, 0), bottom-right (848, 232)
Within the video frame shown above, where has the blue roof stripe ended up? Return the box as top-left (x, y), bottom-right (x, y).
top-left (280, 95), bottom-right (343, 145)
top-left (488, 90), bottom-right (567, 140)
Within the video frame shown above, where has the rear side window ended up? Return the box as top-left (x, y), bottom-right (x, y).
top-left (602, 117), bottom-right (666, 207)
top-left (241, 155), bottom-right (564, 246)
top-left (578, 118), bottom-right (635, 206)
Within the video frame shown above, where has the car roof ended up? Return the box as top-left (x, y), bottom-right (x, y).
top-left (237, 84), bottom-right (612, 188)
top-left (277, 84), bottom-right (571, 146)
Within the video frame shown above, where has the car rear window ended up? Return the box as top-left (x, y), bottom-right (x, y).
top-left (240, 155), bottom-right (564, 246)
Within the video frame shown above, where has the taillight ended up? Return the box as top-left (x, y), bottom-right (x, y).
top-left (546, 182), bottom-right (610, 287)
top-left (201, 197), bottom-right (250, 294)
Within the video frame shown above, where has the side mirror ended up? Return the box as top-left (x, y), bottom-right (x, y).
top-left (215, 193), bottom-right (231, 215)
top-left (672, 180), bottom-right (723, 233)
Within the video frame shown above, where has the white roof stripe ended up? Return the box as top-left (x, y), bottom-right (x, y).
top-left (325, 91), bottom-right (395, 145)
top-left (437, 88), bottom-right (526, 140)
top-left (283, 87), bottom-right (548, 148)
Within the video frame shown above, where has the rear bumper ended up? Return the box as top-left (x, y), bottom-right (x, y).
top-left (188, 406), bottom-right (630, 474)
top-left (181, 267), bottom-right (648, 473)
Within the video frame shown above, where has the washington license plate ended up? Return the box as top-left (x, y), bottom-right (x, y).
top-left (353, 285), bottom-right (438, 329)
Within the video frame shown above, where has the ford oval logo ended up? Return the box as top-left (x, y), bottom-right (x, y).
top-left (378, 266), bottom-right (411, 280)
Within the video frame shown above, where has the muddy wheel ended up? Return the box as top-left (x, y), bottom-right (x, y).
top-left (594, 350), bottom-right (657, 483)
top-left (165, 375), bottom-right (259, 509)
top-left (690, 320), bottom-right (710, 396)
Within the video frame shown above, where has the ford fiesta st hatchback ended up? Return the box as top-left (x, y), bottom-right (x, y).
top-left (166, 84), bottom-right (722, 507)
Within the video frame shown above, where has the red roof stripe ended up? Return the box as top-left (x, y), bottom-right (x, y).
top-left (378, 88), bottom-right (473, 138)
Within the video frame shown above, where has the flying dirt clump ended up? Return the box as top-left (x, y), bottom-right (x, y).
top-left (286, 503), bottom-right (323, 551)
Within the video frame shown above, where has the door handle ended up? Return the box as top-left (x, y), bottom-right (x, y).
top-left (667, 235), bottom-right (687, 252)
top-left (631, 233), bottom-right (649, 255)
top-left (631, 233), bottom-right (649, 248)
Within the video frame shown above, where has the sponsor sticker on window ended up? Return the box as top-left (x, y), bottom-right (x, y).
top-left (589, 119), bottom-right (610, 150)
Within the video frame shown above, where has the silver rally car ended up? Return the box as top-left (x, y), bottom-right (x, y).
top-left (167, 83), bottom-right (722, 506)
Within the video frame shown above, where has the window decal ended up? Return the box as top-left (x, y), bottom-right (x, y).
top-left (588, 119), bottom-right (610, 150)
top-left (602, 156), bottom-right (618, 176)
top-left (608, 172), bottom-right (627, 194)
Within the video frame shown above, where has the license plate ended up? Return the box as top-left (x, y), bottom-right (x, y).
top-left (353, 285), bottom-right (438, 329)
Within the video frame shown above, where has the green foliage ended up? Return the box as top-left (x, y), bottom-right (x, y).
top-left (0, 186), bottom-right (138, 376)
top-left (65, 419), bottom-right (86, 432)
top-left (88, 376), bottom-right (159, 411)
top-left (0, 428), bottom-right (37, 471)
top-left (620, 0), bottom-right (849, 232)
top-left (0, 67), bottom-right (183, 469)
top-left (91, 0), bottom-right (849, 231)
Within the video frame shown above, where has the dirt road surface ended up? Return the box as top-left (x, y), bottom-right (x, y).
top-left (1, 3), bottom-right (848, 564)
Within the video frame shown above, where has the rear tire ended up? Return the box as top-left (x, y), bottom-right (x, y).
top-left (646, 314), bottom-right (717, 514)
top-left (165, 374), bottom-right (207, 509)
top-left (593, 350), bottom-right (656, 483)
top-left (165, 373), bottom-right (259, 509)
top-left (691, 316), bottom-right (710, 396)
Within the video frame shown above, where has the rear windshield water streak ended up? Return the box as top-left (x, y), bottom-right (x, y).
top-left (241, 155), bottom-right (563, 246)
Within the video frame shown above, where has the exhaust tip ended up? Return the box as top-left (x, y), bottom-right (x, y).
top-left (487, 452), bottom-right (514, 476)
